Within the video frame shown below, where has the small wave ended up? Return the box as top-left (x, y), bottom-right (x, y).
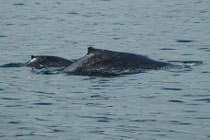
top-left (14, 3), bottom-right (25, 6)
top-left (168, 100), bottom-right (184, 103)
top-left (163, 88), bottom-right (182, 91)
top-left (0, 35), bottom-right (7, 37)
top-left (33, 102), bottom-right (53, 105)
top-left (194, 98), bottom-right (210, 103)
top-left (0, 62), bottom-right (25, 68)
top-left (176, 40), bottom-right (194, 43)
top-left (168, 60), bottom-right (203, 67)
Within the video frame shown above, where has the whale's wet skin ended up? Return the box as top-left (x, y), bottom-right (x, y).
top-left (0, 56), bottom-right (74, 68)
top-left (26, 55), bottom-right (74, 69)
top-left (2, 47), bottom-right (173, 75)
top-left (63, 47), bottom-right (171, 75)
top-left (1, 47), bottom-right (202, 76)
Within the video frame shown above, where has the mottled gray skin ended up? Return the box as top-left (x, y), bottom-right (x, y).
top-left (63, 47), bottom-right (171, 75)
top-left (26, 55), bottom-right (74, 69)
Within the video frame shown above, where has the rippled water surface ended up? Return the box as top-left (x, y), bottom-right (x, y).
top-left (0, 0), bottom-right (210, 139)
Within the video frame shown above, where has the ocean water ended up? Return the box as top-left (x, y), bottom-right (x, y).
top-left (0, 0), bottom-right (210, 139)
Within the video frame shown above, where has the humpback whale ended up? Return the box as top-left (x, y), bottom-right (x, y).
top-left (63, 47), bottom-right (171, 75)
top-left (1, 48), bottom-right (201, 76)
top-left (26, 55), bottom-right (74, 69)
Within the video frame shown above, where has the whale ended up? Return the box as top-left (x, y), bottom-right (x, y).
top-left (26, 55), bottom-right (74, 69)
top-left (63, 47), bottom-right (171, 75)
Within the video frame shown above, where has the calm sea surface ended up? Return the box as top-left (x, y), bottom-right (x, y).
top-left (0, 0), bottom-right (210, 139)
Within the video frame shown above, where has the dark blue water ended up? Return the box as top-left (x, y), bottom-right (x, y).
top-left (1, 0), bottom-right (210, 139)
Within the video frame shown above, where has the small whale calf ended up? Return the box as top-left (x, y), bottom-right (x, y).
top-left (26, 47), bottom-right (171, 75)
top-left (26, 55), bottom-right (74, 69)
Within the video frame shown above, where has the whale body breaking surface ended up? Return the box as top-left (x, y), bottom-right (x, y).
top-left (25, 47), bottom-right (171, 75)
top-left (0, 47), bottom-right (203, 76)
top-left (26, 55), bottom-right (74, 69)
top-left (62, 47), bottom-right (171, 75)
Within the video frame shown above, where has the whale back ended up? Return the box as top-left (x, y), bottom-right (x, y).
top-left (63, 47), bottom-right (171, 75)
top-left (26, 55), bottom-right (74, 69)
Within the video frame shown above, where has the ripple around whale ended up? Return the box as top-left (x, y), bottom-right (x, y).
top-left (0, 48), bottom-right (203, 76)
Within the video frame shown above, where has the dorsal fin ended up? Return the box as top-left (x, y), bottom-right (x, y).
top-left (31, 55), bottom-right (35, 59)
top-left (87, 47), bottom-right (97, 54)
